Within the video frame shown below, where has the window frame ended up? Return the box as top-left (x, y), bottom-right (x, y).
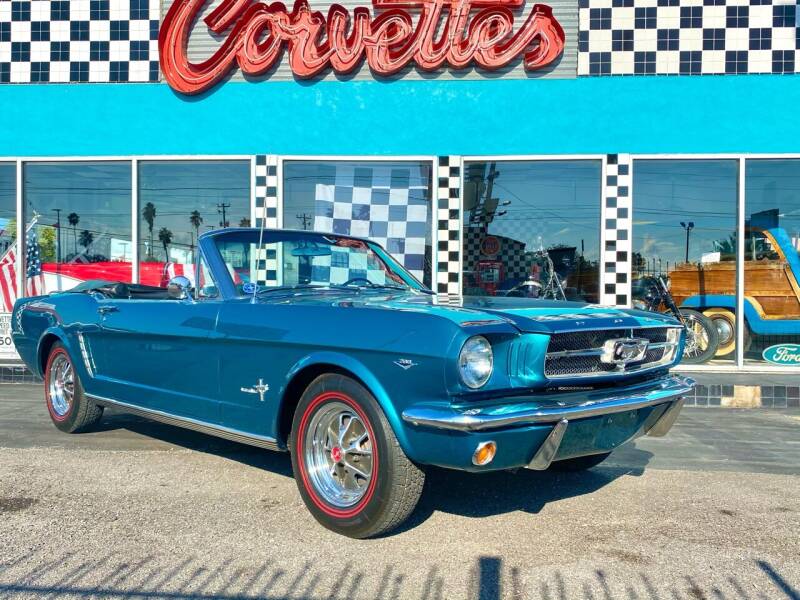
top-left (278, 155), bottom-right (438, 289)
top-left (458, 154), bottom-right (607, 304)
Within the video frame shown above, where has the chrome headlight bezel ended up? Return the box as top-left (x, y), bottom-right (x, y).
top-left (458, 335), bottom-right (494, 389)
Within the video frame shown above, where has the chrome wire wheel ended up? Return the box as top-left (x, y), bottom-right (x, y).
top-left (303, 401), bottom-right (373, 509)
top-left (48, 353), bottom-right (74, 418)
top-left (683, 314), bottom-right (709, 358)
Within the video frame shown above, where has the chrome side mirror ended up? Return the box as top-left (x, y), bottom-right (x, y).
top-left (167, 276), bottom-right (193, 300)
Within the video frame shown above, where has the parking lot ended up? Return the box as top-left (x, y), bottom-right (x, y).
top-left (1, 384), bottom-right (799, 600)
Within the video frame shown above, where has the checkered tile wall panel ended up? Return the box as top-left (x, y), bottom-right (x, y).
top-left (0, 0), bottom-right (160, 83)
top-left (436, 156), bottom-right (462, 296)
top-left (254, 155), bottom-right (279, 284)
top-left (579, 0), bottom-right (799, 76)
top-left (600, 153), bottom-right (632, 307)
top-left (254, 155), bottom-right (279, 228)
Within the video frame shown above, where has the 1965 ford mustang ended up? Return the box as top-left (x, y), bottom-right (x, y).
top-left (12, 228), bottom-right (694, 538)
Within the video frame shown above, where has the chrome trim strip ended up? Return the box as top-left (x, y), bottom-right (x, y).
top-left (547, 341), bottom-right (671, 359)
top-left (401, 375), bottom-right (695, 432)
top-left (646, 397), bottom-right (685, 437)
top-left (527, 419), bottom-right (568, 470)
top-left (544, 359), bottom-right (676, 381)
top-left (76, 333), bottom-right (96, 378)
top-left (86, 394), bottom-right (282, 451)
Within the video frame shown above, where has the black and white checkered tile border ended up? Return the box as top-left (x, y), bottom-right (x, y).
top-left (436, 156), bottom-right (462, 296)
top-left (579, 0), bottom-right (799, 76)
top-left (254, 155), bottom-right (279, 284)
top-left (601, 154), bottom-right (632, 307)
top-left (0, 0), bottom-right (160, 83)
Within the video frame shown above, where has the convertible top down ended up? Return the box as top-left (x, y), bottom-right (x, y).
top-left (12, 228), bottom-right (693, 537)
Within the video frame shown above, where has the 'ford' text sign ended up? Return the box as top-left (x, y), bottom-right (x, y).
top-left (762, 343), bottom-right (800, 365)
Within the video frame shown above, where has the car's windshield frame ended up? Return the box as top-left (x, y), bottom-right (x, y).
top-left (199, 229), bottom-right (430, 300)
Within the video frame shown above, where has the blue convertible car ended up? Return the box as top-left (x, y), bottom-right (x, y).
top-left (12, 228), bottom-right (694, 537)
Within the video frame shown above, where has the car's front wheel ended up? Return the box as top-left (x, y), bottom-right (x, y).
top-left (45, 342), bottom-right (103, 433)
top-left (290, 374), bottom-right (424, 538)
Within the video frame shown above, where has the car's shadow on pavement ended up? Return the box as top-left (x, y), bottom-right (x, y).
top-left (95, 409), bottom-right (655, 531)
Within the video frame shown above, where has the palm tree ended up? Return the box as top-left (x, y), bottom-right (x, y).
top-left (189, 210), bottom-right (203, 250)
top-left (78, 229), bottom-right (94, 255)
top-left (239, 217), bottom-right (251, 227)
top-left (142, 202), bottom-right (157, 259)
top-left (67, 212), bottom-right (79, 256)
top-left (158, 227), bottom-right (173, 262)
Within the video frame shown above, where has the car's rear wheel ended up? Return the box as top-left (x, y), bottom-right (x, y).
top-left (550, 452), bottom-right (611, 471)
top-left (290, 373), bottom-right (424, 538)
top-left (45, 342), bottom-right (103, 433)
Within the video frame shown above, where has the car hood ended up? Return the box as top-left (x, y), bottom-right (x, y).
top-left (254, 289), bottom-right (680, 334)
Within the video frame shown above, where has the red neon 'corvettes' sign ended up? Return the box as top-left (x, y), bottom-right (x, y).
top-left (159, 0), bottom-right (566, 95)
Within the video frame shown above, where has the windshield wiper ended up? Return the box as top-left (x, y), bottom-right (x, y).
top-left (256, 284), bottom-right (328, 294)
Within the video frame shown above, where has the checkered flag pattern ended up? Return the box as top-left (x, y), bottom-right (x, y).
top-left (579, 0), bottom-right (799, 76)
top-left (312, 163), bottom-right (431, 282)
top-left (254, 155), bottom-right (279, 285)
top-left (437, 156), bottom-right (461, 296)
top-left (309, 247), bottom-right (388, 286)
top-left (600, 154), bottom-right (632, 306)
top-left (0, 0), bottom-right (160, 83)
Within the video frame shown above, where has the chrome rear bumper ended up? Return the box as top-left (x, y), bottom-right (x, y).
top-left (401, 375), bottom-right (695, 433)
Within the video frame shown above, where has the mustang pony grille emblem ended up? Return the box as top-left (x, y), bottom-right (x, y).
top-left (394, 359), bottom-right (419, 371)
top-left (241, 379), bottom-right (270, 402)
top-left (600, 338), bottom-right (649, 369)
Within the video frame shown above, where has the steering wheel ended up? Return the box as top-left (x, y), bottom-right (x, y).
top-left (341, 277), bottom-right (374, 287)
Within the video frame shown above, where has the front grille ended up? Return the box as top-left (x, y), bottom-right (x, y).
top-left (544, 327), bottom-right (679, 379)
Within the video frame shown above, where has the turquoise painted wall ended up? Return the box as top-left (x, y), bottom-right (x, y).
top-left (1, 74), bottom-right (798, 156)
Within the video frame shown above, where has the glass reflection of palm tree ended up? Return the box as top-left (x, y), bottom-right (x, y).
top-left (142, 202), bottom-right (157, 259)
top-left (67, 212), bottom-right (79, 257)
top-left (190, 210), bottom-right (203, 250)
top-left (159, 227), bottom-right (173, 262)
top-left (79, 229), bottom-right (94, 256)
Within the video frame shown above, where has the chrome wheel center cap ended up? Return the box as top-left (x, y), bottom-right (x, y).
top-left (330, 446), bottom-right (343, 463)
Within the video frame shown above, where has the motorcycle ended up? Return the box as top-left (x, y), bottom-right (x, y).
top-left (632, 275), bottom-right (720, 364)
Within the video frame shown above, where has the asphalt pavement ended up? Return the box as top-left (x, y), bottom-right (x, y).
top-left (1, 384), bottom-right (799, 600)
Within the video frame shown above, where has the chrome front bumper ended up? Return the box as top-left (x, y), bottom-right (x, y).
top-left (401, 374), bottom-right (695, 433)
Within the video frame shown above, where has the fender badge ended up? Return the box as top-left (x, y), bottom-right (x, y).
top-left (394, 359), bottom-right (418, 370)
top-left (241, 379), bottom-right (269, 402)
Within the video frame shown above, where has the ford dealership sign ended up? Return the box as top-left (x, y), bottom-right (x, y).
top-left (762, 343), bottom-right (800, 366)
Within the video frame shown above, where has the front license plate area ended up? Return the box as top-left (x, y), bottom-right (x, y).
top-left (554, 408), bottom-right (651, 461)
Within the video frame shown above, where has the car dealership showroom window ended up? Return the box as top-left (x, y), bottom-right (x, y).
top-left (461, 160), bottom-right (602, 303)
top-left (282, 160), bottom-right (434, 288)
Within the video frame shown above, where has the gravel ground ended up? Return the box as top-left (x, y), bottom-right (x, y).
top-left (0, 385), bottom-right (799, 600)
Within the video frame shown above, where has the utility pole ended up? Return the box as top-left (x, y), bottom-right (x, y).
top-left (296, 213), bottom-right (312, 230)
top-left (217, 202), bottom-right (231, 228)
top-left (680, 221), bottom-right (694, 263)
top-left (52, 208), bottom-right (62, 262)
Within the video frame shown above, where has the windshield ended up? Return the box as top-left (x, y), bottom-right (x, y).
top-left (212, 231), bottom-right (421, 296)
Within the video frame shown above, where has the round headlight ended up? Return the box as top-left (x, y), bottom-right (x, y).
top-left (458, 336), bottom-right (493, 389)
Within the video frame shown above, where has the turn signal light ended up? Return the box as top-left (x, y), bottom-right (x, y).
top-left (472, 441), bottom-right (497, 466)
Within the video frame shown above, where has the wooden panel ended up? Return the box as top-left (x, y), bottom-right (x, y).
top-left (669, 260), bottom-right (800, 319)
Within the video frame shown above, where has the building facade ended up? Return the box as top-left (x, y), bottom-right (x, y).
top-left (2, 0), bottom-right (800, 374)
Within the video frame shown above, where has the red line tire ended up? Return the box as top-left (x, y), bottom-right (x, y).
top-left (44, 342), bottom-right (103, 434)
top-left (290, 373), bottom-right (424, 538)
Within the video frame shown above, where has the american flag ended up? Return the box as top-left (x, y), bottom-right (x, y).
top-left (0, 224), bottom-right (47, 312)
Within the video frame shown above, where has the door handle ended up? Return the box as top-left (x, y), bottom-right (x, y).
top-left (98, 305), bottom-right (119, 315)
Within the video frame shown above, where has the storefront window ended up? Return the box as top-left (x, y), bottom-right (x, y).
top-left (0, 163), bottom-right (14, 259)
top-left (461, 160), bottom-right (601, 301)
top-left (138, 161), bottom-right (250, 287)
top-left (744, 160), bottom-right (800, 366)
top-left (23, 161), bottom-right (133, 294)
top-left (632, 159), bottom-right (739, 364)
top-left (282, 160), bottom-right (433, 287)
